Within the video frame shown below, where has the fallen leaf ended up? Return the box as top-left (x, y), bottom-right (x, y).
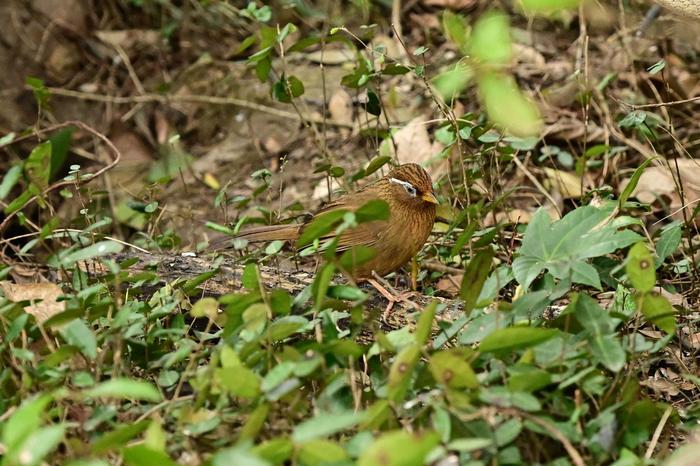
top-left (385, 117), bottom-right (449, 180)
top-left (640, 377), bottom-right (679, 396)
top-left (0, 282), bottom-right (65, 323)
top-left (619, 159), bottom-right (700, 220)
top-left (435, 273), bottom-right (463, 297)
top-left (95, 30), bottom-right (162, 49)
top-left (543, 168), bottom-right (583, 199)
top-left (328, 89), bottom-right (354, 127)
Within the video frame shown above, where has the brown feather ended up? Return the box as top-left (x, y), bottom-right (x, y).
top-left (236, 224), bottom-right (301, 242)
top-left (234, 163), bottom-right (437, 279)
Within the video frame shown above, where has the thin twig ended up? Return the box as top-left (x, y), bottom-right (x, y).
top-left (44, 86), bottom-right (355, 128)
top-left (611, 94), bottom-right (700, 109)
top-left (645, 406), bottom-right (673, 459)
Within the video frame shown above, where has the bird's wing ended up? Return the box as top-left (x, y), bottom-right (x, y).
top-left (310, 188), bottom-right (385, 251)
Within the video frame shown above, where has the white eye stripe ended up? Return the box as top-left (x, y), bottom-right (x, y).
top-left (389, 177), bottom-right (417, 196)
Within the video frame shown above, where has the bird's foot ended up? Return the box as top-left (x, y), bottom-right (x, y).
top-left (366, 274), bottom-right (419, 322)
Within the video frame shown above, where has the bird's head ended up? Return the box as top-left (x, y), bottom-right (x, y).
top-left (386, 163), bottom-right (438, 208)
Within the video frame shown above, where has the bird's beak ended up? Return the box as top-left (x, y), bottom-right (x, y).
top-left (422, 192), bottom-right (439, 204)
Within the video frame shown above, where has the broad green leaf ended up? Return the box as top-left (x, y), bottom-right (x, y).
top-left (252, 438), bottom-right (294, 464)
top-left (460, 248), bottom-right (494, 314)
top-left (1, 394), bottom-right (52, 449)
top-left (266, 315), bottom-right (309, 341)
top-left (123, 445), bottom-right (178, 466)
top-left (326, 284), bottom-right (366, 301)
top-left (217, 365), bottom-right (261, 399)
top-left (60, 318), bottom-right (97, 359)
top-left (429, 350), bottom-right (479, 389)
top-left (355, 199), bottom-right (390, 222)
top-left (339, 246), bottom-right (376, 271)
top-left (480, 327), bottom-right (558, 352)
top-left (513, 206), bottom-right (642, 290)
top-left (91, 421), bottom-right (150, 453)
top-left (49, 128), bottom-right (73, 179)
top-left (56, 240), bottom-right (124, 268)
top-left (478, 72), bottom-right (542, 137)
top-left (8, 424), bottom-right (65, 466)
top-left (85, 378), bottom-right (162, 402)
top-left (626, 242), bottom-right (655, 293)
top-left (442, 11), bottom-right (470, 53)
top-left (638, 293), bottom-right (676, 335)
top-left (469, 11), bottom-right (511, 65)
top-left (190, 297), bottom-right (219, 318)
top-left (211, 446), bottom-right (271, 466)
top-left (387, 343), bottom-right (421, 403)
top-left (292, 410), bottom-right (364, 442)
top-left (297, 210), bottom-right (347, 247)
top-left (24, 141), bottom-right (52, 191)
top-left (297, 439), bottom-right (348, 465)
top-left (312, 263), bottom-right (335, 310)
top-left (358, 430), bottom-right (440, 466)
top-left (656, 224), bottom-right (682, 263)
top-left (433, 65), bottom-right (472, 101)
top-left (520, 0), bottom-right (581, 14)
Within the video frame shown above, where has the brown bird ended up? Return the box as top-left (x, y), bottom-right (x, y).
top-left (237, 163), bottom-right (438, 309)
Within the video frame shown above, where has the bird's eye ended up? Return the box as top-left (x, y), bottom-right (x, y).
top-left (403, 183), bottom-right (417, 197)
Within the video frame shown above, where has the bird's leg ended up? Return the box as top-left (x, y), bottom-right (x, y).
top-left (367, 272), bottom-right (419, 321)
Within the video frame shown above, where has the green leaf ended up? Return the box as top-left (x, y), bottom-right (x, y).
top-left (442, 11), bottom-right (470, 53)
top-left (415, 301), bottom-right (437, 345)
top-left (355, 199), bottom-right (390, 222)
top-left (326, 284), bottom-right (366, 301)
top-left (478, 72), bottom-right (542, 137)
top-left (429, 350), bottom-right (479, 389)
top-left (469, 11), bottom-right (511, 65)
top-left (91, 421), bottom-right (150, 453)
top-left (292, 410), bottom-right (364, 442)
top-left (252, 438), bottom-right (294, 464)
top-left (60, 318), bottom-right (97, 359)
top-left (8, 424), bottom-right (65, 466)
top-left (238, 404), bottom-right (269, 442)
top-left (1, 394), bottom-right (52, 449)
top-left (0, 165), bottom-right (22, 200)
top-left (190, 297), bottom-right (219, 319)
top-left (513, 205), bottom-right (642, 290)
top-left (266, 315), bottom-right (309, 341)
top-left (358, 430), bottom-right (440, 466)
top-left (123, 445), bottom-right (178, 466)
top-left (85, 378), bottom-right (162, 402)
top-left (24, 141), bottom-right (52, 192)
top-left (619, 158), bottom-right (655, 208)
top-left (365, 156), bottom-right (392, 176)
top-left (460, 248), bottom-right (494, 315)
top-left (56, 240), bottom-right (124, 268)
top-left (49, 128), bottom-right (73, 179)
top-left (626, 242), bottom-right (655, 293)
top-left (339, 246), bottom-right (376, 272)
top-left (656, 224), bottom-right (682, 263)
top-left (433, 65), bottom-right (472, 101)
top-left (480, 327), bottom-right (558, 352)
top-left (573, 294), bottom-right (626, 372)
top-left (296, 210), bottom-right (347, 247)
top-left (312, 263), bottom-right (335, 311)
top-left (638, 293), bottom-right (676, 335)
top-left (297, 439), bottom-right (348, 465)
top-left (520, 0), bottom-right (581, 14)
top-left (387, 343), bottom-right (421, 403)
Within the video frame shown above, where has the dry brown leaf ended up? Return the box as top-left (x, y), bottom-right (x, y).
top-left (328, 89), bottom-right (354, 127)
top-left (484, 208), bottom-right (534, 227)
top-left (619, 159), bottom-right (700, 220)
top-left (640, 377), bottom-right (680, 396)
top-left (390, 117), bottom-right (448, 180)
top-left (543, 168), bottom-right (583, 199)
top-left (0, 282), bottom-right (65, 324)
top-left (435, 273), bottom-right (463, 297)
top-left (95, 30), bottom-right (162, 49)
top-left (34, 0), bottom-right (88, 35)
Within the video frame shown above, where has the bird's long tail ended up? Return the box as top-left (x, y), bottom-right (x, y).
top-left (236, 224), bottom-right (301, 243)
